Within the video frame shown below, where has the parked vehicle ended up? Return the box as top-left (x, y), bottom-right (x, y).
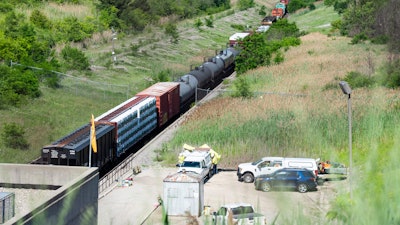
top-left (254, 168), bottom-right (318, 193)
top-left (318, 160), bottom-right (347, 175)
top-left (212, 203), bottom-right (267, 225)
top-left (177, 150), bottom-right (213, 181)
top-left (237, 157), bottom-right (319, 183)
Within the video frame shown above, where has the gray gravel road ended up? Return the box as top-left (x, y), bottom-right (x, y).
top-left (98, 166), bottom-right (345, 225)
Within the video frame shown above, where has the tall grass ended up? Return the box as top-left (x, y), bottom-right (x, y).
top-left (158, 30), bottom-right (400, 224)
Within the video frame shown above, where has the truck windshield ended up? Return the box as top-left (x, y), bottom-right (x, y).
top-left (231, 206), bottom-right (254, 215)
top-left (182, 161), bottom-right (201, 168)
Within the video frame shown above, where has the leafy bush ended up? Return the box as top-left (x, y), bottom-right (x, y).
top-left (259, 5), bottom-right (267, 16)
top-left (54, 17), bottom-right (94, 42)
top-left (194, 19), bottom-right (203, 30)
top-left (0, 2), bottom-right (14, 13)
top-left (165, 23), bottom-right (179, 44)
top-left (344, 71), bottom-right (375, 88)
top-left (273, 51), bottom-right (284, 64)
top-left (205, 16), bottom-right (214, 28)
top-left (381, 59), bottom-right (400, 88)
top-left (350, 33), bottom-right (368, 44)
top-left (288, 0), bottom-right (306, 12)
top-left (1, 123), bottom-right (29, 150)
top-left (231, 76), bottom-right (253, 98)
top-left (0, 65), bottom-right (41, 106)
top-left (265, 19), bottom-right (301, 41)
top-left (30, 9), bottom-right (52, 29)
top-left (235, 33), bottom-right (272, 74)
top-left (238, 0), bottom-right (254, 10)
top-left (61, 46), bottom-right (90, 70)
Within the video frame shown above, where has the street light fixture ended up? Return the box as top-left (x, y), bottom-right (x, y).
top-left (339, 81), bottom-right (352, 199)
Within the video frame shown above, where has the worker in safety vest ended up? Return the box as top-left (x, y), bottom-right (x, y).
top-left (209, 149), bottom-right (221, 175)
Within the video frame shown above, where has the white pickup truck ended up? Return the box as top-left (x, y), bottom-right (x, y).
top-left (177, 150), bottom-right (212, 180)
top-left (237, 157), bottom-right (319, 183)
top-left (212, 203), bottom-right (267, 225)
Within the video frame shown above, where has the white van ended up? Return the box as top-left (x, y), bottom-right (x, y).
top-left (237, 157), bottom-right (319, 183)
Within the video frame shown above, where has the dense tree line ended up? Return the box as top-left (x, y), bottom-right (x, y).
top-left (0, 0), bottom-right (231, 109)
top-left (97, 0), bottom-right (231, 31)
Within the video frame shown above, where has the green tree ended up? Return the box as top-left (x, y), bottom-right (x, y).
top-left (0, 65), bottom-right (41, 106)
top-left (165, 23), bottom-right (179, 44)
top-left (238, 0), bottom-right (254, 10)
top-left (30, 9), bottom-right (52, 29)
top-left (259, 5), bottom-right (267, 16)
top-left (194, 18), bottom-right (204, 30)
top-left (205, 16), bottom-right (214, 28)
top-left (1, 123), bottom-right (29, 149)
top-left (231, 76), bottom-right (252, 98)
top-left (235, 33), bottom-right (271, 74)
top-left (61, 46), bottom-right (90, 70)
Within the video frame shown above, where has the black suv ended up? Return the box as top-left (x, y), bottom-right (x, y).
top-left (254, 168), bottom-right (318, 193)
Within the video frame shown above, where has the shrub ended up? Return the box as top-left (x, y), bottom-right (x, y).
top-left (194, 19), bottom-right (203, 30)
top-left (204, 16), bottom-right (214, 28)
top-left (30, 9), bottom-right (52, 29)
top-left (231, 76), bottom-right (253, 98)
top-left (288, 0), bottom-right (306, 13)
top-left (238, 0), bottom-right (254, 10)
top-left (165, 23), bottom-right (179, 44)
top-left (381, 59), bottom-right (400, 88)
top-left (350, 33), bottom-right (368, 44)
top-left (61, 46), bottom-right (90, 70)
top-left (274, 51), bottom-right (284, 64)
top-left (1, 123), bottom-right (29, 149)
top-left (344, 71), bottom-right (375, 88)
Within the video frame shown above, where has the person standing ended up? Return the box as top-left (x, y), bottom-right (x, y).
top-left (209, 149), bottom-right (221, 175)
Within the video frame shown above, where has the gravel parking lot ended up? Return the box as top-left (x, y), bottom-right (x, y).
top-left (98, 166), bottom-right (346, 225)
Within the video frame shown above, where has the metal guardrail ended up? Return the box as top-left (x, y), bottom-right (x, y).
top-left (98, 155), bottom-right (137, 195)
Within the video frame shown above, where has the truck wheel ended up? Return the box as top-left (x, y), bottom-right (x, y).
top-left (243, 173), bottom-right (254, 183)
top-left (261, 182), bottom-right (272, 192)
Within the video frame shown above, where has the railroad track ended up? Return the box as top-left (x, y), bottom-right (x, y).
top-left (98, 72), bottom-right (236, 197)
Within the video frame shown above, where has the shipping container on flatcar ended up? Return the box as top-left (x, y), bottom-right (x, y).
top-left (136, 82), bottom-right (180, 127)
top-left (229, 32), bottom-right (251, 47)
top-left (96, 96), bottom-right (158, 157)
top-left (41, 123), bottom-right (115, 167)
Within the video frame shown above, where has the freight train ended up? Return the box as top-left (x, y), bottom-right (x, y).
top-left (261, 0), bottom-right (290, 26)
top-left (40, 47), bottom-right (240, 172)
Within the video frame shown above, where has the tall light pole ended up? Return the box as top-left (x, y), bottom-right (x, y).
top-left (111, 27), bottom-right (117, 64)
top-left (339, 81), bottom-right (352, 199)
